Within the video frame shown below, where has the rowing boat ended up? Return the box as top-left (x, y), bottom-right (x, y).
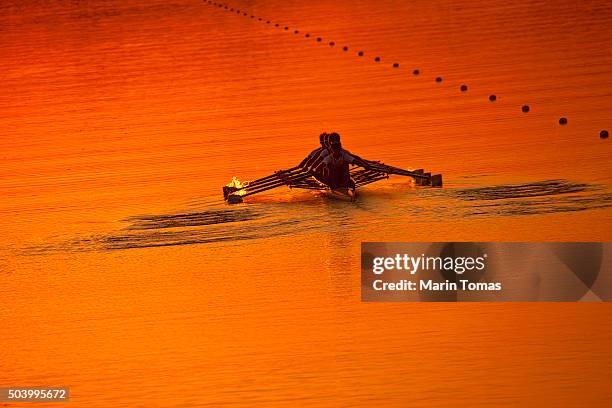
top-left (223, 159), bottom-right (442, 204)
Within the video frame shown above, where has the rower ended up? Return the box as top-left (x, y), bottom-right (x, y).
top-left (319, 132), bottom-right (351, 189)
top-left (298, 132), bottom-right (329, 170)
top-left (314, 132), bottom-right (373, 189)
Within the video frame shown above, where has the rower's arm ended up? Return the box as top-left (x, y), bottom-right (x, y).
top-left (301, 148), bottom-right (331, 173)
top-left (299, 147), bottom-right (324, 170)
top-left (298, 155), bottom-right (311, 168)
top-left (344, 150), bottom-right (374, 169)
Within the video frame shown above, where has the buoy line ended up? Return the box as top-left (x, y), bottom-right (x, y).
top-left (204, 1), bottom-right (607, 139)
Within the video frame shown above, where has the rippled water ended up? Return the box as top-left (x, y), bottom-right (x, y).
top-left (2, 0), bottom-right (612, 406)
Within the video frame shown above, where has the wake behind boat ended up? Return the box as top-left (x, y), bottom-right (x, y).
top-left (223, 132), bottom-right (442, 204)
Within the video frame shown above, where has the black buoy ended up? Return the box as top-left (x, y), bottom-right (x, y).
top-left (374, 56), bottom-right (381, 62)
top-left (294, 30), bottom-right (299, 34)
top-left (275, 23), bottom-right (279, 27)
top-left (266, 20), bottom-right (270, 24)
top-left (435, 76), bottom-right (442, 83)
top-left (413, 69), bottom-right (420, 75)
top-left (393, 63), bottom-right (399, 68)
top-left (316, 37), bottom-right (322, 42)
top-left (343, 46), bottom-right (348, 51)
top-left (358, 51), bottom-right (364, 56)
top-left (284, 26), bottom-right (288, 30)
top-left (489, 94), bottom-right (497, 102)
top-left (251, 15), bottom-right (255, 19)
top-left (258, 18), bottom-right (262, 21)
top-left (559, 117), bottom-right (568, 125)
top-left (600, 130), bottom-right (609, 139)
top-left (244, 12), bottom-right (248, 16)
top-left (460, 84), bottom-right (468, 92)
top-left (305, 33), bottom-right (310, 37)
top-left (522, 105), bottom-right (530, 113)
top-left (329, 41), bottom-right (335, 46)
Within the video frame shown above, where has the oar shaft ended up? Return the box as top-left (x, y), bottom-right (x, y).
top-left (240, 173), bottom-right (312, 197)
top-left (355, 175), bottom-right (388, 187)
top-left (243, 166), bottom-right (303, 187)
top-left (353, 170), bottom-right (382, 181)
top-left (228, 168), bottom-right (305, 196)
top-left (241, 169), bottom-right (309, 192)
top-left (367, 163), bottom-right (428, 179)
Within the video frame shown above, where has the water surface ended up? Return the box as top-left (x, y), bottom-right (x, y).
top-left (1, 0), bottom-right (612, 406)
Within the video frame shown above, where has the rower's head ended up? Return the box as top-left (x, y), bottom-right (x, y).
top-left (329, 132), bottom-right (341, 151)
top-left (319, 132), bottom-right (329, 147)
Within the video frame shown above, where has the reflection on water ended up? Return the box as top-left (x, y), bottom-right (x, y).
top-left (455, 180), bottom-right (598, 201)
top-left (126, 207), bottom-right (263, 230)
top-left (79, 217), bottom-right (307, 250)
top-left (463, 190), bottom-right (612, 216)
top-left (454, 179), bottom-right (612, 216)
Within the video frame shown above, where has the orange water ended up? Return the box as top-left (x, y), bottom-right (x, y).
top-left (1, 0), bottom-right (612, 406)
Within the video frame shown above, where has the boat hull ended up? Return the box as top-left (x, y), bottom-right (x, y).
top-left (323, 188), bottom-right (356, 202)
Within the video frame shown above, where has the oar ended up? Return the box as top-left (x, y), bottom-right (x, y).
top-left (226, 168), bottom-right (307, 199)
top-left (240, 173), bottom-right (313, 197)
top-left (367, 163), bottom-right (429, 180)
top-left (238, 169), bottom-right (309, 193)
top-left (355, 175), bottom-right (388, 188)
top-left (243, 166), bottom-right (304, 188)
top-left (353, 170), bottom-right (384, 182)
top-left (354, 172), bottom-right (389, 186)
top-left (291, 185), bottom-right (329, 190)
top-left (225, 168), bottom-right (314, 201)
top-left (239, 172), bottom-right (313, 196)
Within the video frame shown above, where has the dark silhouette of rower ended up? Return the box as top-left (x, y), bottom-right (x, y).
top-left (298, 132), bottom-right (329, 170)
top-left (300, 132), bottom-right (371, 189)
